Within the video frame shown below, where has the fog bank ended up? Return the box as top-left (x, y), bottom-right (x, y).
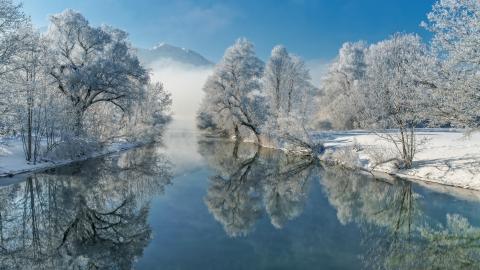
top-left (149, 60), bottom-right (212, 132)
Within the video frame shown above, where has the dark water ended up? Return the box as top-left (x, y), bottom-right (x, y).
top-left (1, 137), bottom-right (480, 269)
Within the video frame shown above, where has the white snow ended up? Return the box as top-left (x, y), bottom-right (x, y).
top-left (316, 129), bottom-right (480, 191)
top-left (0, 137), bottom-right (138, 177)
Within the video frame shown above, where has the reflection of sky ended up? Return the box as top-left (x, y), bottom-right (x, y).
top-left (160, 128), bottom-right (206, 176)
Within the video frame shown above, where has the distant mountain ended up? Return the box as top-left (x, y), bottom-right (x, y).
top-left (136, 43), bottom-right (213, 67)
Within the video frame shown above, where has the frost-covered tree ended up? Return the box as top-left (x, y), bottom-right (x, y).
top-left (263, 45), bottom-right (319, 150)
top-left (422, 0), bottom-right (480, 128)
top-left (0, 25), bottom-right (69, 162)
top-left (362, 34), bottom-right (432, 168)
top-left (119, 82), bottom-right (171, 142)
top-left (0, 0), bottom-right (28, 131)
top-left (45, 9), bottom-right (149, 135)
top-left (264, 45), bottom-right (290, 114)
top-left (9, 27), bottom-right (48, 162)
top-left (197, 38), bottom-right (267, 143)
top-left (264, 45), bottom-right (317, 120)
top-left (320, 41), bottom-right (368, 129)
top-left (0, 0), bottom-right (27, 67)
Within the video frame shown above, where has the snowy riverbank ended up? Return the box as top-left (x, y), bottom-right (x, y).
top-left (0, 138), bottom-right (139, 178)
top-left (316, 129), bottom-right (480, 191)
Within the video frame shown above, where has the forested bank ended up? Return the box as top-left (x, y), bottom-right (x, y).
top-left (0, 1), bottom-right (171, 170)
top-left (197, 0), bottom-right (480, 173)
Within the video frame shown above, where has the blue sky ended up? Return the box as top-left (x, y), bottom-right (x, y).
top-left (19, 0), bottom-right (435, 61)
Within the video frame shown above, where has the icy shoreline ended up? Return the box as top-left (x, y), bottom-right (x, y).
top-left (316, 129), bottom-right (480, 192)
top-left (0, 139), bottom-right (141, 178)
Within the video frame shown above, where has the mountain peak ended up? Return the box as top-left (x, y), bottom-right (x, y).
top-left (138, 43), bottom-right (213, 67)
top-left (152, 42), bottom-right (173, 50)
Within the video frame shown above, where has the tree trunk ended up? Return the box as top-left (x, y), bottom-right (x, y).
top-left (73, 108), bottom-right (84, 137)
top-left (234, 125), bottom-right (241, 141)
top-left (27, 105), bottom-right (32, 161)
top-left (275, 78), bottom-right (281, 112)
top-left (254, 131), bottom-right (262, 146)
top-left (233, 125), bottom-right (241, 158)
top-left (287, 78), bottom-right (294, 115)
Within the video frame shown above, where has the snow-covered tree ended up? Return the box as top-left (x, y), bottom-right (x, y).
top-left (319, 41), bottom-right (368, 129)
top-left (264, 46), bottom-right (289, 114)
top-left (9, 27), bottom-right (48, 162)
top-left (1, 25), bottom-right (69, 163)
top-left (263, 45), bottom-right (319, 150)
top-left (45, 10), bottom-right (149, 135)
top-left (362, 34), bottom-right (432, 168)
top-left (0, 0), bottom-right (28, 132)
top-left (0, 9), bottom-right (173, 161)
top-left (121, 82), bottom-right (172, 142)
top-left (0, 0), bottom-right (27, 66)
top-left (197, 38), bottom-right (267, 143)
top-left (422, 0), bottom-right (480, 128)
top-left (264, 45), bottom-right (316, 120)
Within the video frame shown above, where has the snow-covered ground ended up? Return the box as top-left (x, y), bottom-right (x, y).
top-left (316, 129), bottom-right (480, 191)
top-left (0, 138), bottom-right (138, 178)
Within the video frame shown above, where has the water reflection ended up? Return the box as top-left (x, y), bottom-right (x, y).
top-left (199, 140), bottom-right (480, 269)
top-left (320, 167), bottom-right (480, 269)
top-left (0, 145), bottom-right (172, 269)
top-left (0, 141), bottom-right (479, 269)
top-left (199, 140), bottom-right (318, 237)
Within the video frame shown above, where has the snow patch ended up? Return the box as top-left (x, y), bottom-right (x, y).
top-left (316, 129), bottom-right (480, 191)
top-left (0, 138), bottom-right (140, 178)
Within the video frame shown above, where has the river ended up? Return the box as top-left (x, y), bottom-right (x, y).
top-left (0, 131), bottom-right (479, 269)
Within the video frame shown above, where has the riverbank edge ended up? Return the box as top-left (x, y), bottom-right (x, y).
top-left (0, 142), bottom-right (144, 178)
top-left (264, 136), bottom-right (480, 195)
top-left (197, 134), bottom-right (480, 196)
top-left (318, 153), bottom-right (480, 194)
top-left (214, 135), bottom-right (478, 191)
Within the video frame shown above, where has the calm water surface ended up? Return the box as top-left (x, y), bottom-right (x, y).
top-left (1, 132), bottom-right (480, 269)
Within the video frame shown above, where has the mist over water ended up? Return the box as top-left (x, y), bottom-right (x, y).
top-left (148, 60), bottom-right (213, 174)
top-left (149, 59), bottom-right (212, 132)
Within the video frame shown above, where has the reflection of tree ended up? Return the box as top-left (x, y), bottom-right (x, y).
top-left (320, 167), bottom-right (417, 229)
top-left (320, 166), bottom-right (480, 270)
top-left (0, 144), bottom-right (172, 269)
top-left (57, 196), bottom-right (151, 269)
top-left (200, 140), bottom-right (316, 237)
top-left (205, 155), bottom-right (262, 237)
top-left (414, 214), bottom-right (480, 269)
top-left (263, 154), bottom-right (314, 229)
top-left (362, 213), bottom-right (480, 270)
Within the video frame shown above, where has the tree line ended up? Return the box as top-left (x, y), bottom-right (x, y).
top-left (0, 2), bottom-right (172, 163)
top-left (198, 0), bottom-right (480, 168)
